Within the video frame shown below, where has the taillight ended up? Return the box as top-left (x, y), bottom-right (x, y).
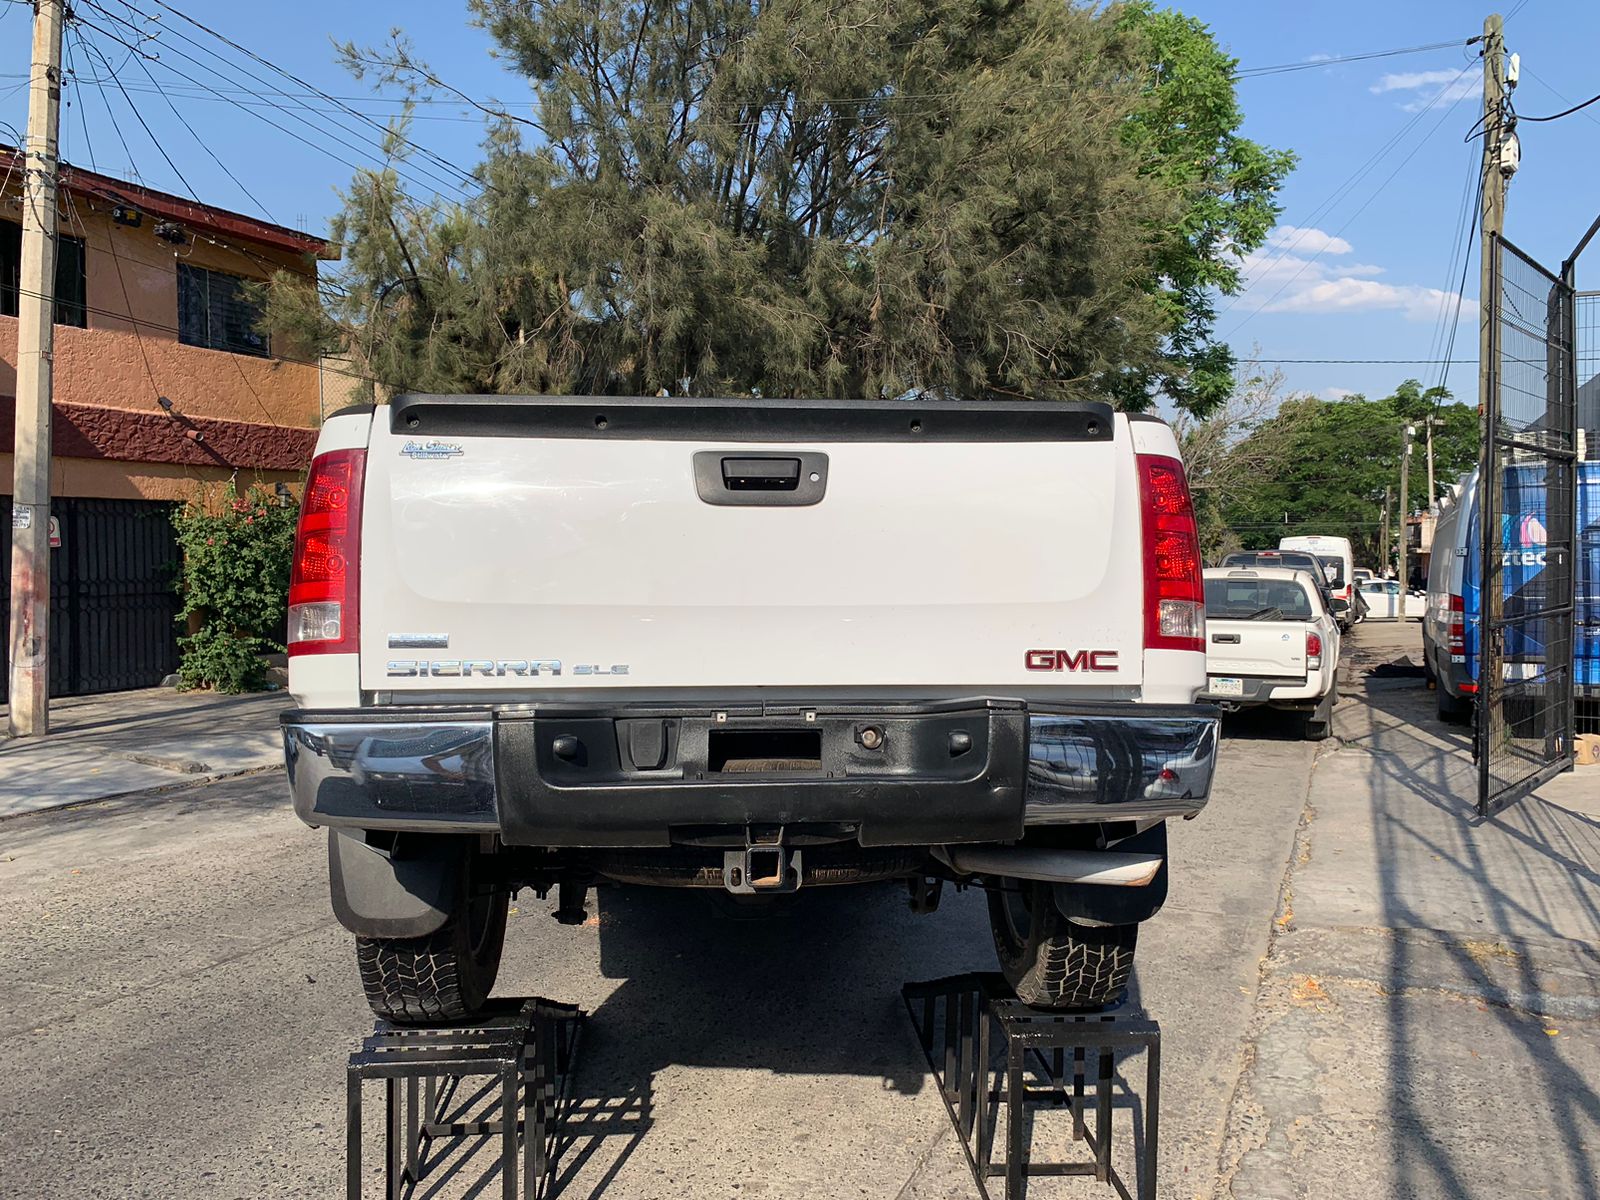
top-left (1306, 630), bottom-right (1323, 670)
top-left (1138, 453), bottom-right (1203, 652)
top-left (288, 447), bottom-right (366, 656)
top-left (1447, 593), bottom-right (1465, 653)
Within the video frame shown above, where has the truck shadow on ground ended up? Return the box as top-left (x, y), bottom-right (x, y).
top-left (470, 882), bottom-right (994, 1198)
top-left (1217, 705), bottom-right (1317, 742)
top-left (1352, 677), bottom-right (1600, 1199)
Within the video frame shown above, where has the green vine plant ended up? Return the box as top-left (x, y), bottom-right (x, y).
top-left (171, 484), bottom-right (298, 693)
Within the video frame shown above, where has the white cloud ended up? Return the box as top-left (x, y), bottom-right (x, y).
top-left (1234, 232), bottom-right (1475, 325)
top-left (1305, 53), bottom-right (1335, 64)
top-left (1320, 387), bottom-right (1359, 401)
top-left (1370, 69), bottom-right (1462, 93)
top-left (1370, 68), bottom-right (1477, 113)
top-left (1264, 277), bottom-right (1478, 323)
top-left (1265, 225), bottom-right (1353, 256)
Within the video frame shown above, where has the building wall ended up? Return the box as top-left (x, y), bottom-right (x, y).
top-left (1, 184), bottom-right (325, 500)
top-left (0, 452), bottom-right (300, 503)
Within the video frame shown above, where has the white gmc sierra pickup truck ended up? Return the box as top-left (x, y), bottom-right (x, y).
top-left (281, 396), bottom-right (1220, 1022)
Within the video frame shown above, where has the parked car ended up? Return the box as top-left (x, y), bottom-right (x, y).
top-left (1352, 568), bottom-right (1374, 585)
top-left (1357, 577), bottom-right (1425, 620)
top-left (282, 395), bottom-right (1222, 1021)
top-left (1199, 567), bottom-right (1341, 739)
top-left (1219, 549), bottom-right (1357, 627)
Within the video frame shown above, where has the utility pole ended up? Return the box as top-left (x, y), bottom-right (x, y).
top-left (1399, 423), bottom-right (1415, 589)
top-left (7, 0), bottom-right (65, 737)
top-left (1381, 486), bottom-right (1392, 575)
top-left (1424, 414), bottom-right (1440, 507)
top-left (1477, 12), bottom-right (1509, 719)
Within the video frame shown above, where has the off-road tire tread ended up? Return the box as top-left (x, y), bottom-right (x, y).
top-left (988, 882), bottom-right (1138, 1010)
top-left (1015, 927), bottom-right (1137, 1009)
top-left (357, 928), bottom-right (474, 1023)
top-left (355, 889), bottom-right (508, 1024)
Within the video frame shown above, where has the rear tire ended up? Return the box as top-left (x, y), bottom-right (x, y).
top-left (1437, 686), bottom-right (1472, 725)
top-left (987, 879), bottom-right (1137, 1010)
top-left (356, 873), bottom-right (509, 1024)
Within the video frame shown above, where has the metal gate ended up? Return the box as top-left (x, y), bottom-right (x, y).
top-left (1477, 235), bottom-right (1578, 817)
top-left (2, 496), bottom-right (180, 697)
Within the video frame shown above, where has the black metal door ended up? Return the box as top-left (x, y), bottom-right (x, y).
top-left (2, 496), bottom-right (180, 696)
top-left (1478, 235), bottom-right (1579, 817)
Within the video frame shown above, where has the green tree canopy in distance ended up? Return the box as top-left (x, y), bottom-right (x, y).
top-left (1218, 381), bottom-right (1477, 567)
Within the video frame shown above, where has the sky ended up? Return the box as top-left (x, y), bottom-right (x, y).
top-left (1, 0), bottom-right (1595, 409)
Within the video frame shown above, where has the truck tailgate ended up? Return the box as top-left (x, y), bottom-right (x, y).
top-left (359, 396), bottom-right (1143, 694)
top-left (1206, 619), bottom-right (1309, 678)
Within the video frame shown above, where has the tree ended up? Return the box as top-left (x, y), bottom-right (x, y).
top-left (277, 1), bottom-right (1290, 415)
top-left (1217, 381), bottom-right (1478, 565)
top-left (1172, 361), bottom-right (1309, 559)
top-left (1113, 3), bottom-right (1296, 416)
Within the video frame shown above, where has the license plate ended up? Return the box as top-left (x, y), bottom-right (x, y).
top-left (1209, 677), bottom-right (1244, 697)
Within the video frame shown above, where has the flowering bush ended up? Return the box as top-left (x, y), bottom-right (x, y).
top-left (172, 484), bottom-right (298, 692)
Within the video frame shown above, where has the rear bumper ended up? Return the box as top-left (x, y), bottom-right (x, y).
top-left (281, 699), bottom-right (1220, 847)
top-left (1199, 675), bottom-right (1318, 706)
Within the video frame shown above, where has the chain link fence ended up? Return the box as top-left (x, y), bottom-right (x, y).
top-left (1478, 236), bottom-right (1578, 815)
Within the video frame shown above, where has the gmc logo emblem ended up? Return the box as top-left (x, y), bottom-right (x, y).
top-left (1025, 649), bottom-right (1119, 672)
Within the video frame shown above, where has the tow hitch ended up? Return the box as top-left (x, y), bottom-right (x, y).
top-left (722, 826), bottom-right (803, 894)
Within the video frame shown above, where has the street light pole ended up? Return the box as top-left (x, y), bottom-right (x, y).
top-left (7, 0), bottom-right (66, 737)
top-left (1399, 423), bottom-right (1415, 590)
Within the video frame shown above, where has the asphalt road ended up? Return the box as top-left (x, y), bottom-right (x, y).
top-left (0, 710), bottom-right (1318, 1199)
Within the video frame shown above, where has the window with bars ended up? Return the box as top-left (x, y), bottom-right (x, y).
top-left (177, 262), bottom-right (270, 357)
top-left (0, 221), bottom-right (88, 328)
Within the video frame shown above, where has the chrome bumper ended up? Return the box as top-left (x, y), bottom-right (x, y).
top-left (282, 717), bottom-right (498, 833)
top-left (1022, 711), bottom-right (1219, 823)
top-left (282, 704), bottom-right (1220, 837)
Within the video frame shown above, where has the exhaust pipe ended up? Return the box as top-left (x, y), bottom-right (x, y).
top-left (936, 846), bottom-right (1163, 887)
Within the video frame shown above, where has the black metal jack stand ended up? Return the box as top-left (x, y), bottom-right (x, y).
top-left (346, 997), bottom-right (583, 1200)
top-left (902, 974), bottom-right (1160, 1200)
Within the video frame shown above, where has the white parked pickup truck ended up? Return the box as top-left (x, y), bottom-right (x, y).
top-left (281, 396), bottom-right (1221, 1021)
top-left (1199, 567), bottom-right (1340, 740)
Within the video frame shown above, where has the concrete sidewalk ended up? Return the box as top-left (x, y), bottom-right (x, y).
top-left (1218, 621), bottom-right (1600, 1199)
top-left (0, 687), bottom-right (286, 818)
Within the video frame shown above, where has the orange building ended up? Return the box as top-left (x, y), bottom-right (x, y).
top-left (2, 149), bottom-right (338, 694)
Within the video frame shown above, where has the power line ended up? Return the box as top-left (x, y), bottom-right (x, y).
top-left (1234, 39), bottom-right (1468, 79)
top-left (4, 276), bottom-right (378, 388)
top-left (1217, 62), bottom-right (1475, 326)
top-left (71, 5), bottom-right (480, 214)
top-left (130, 0), bottom-right (489, 196)
top-left (1223, 62), bottom-right (1478, 337)
top-left (1518, 89), bottom-right (1600, 123)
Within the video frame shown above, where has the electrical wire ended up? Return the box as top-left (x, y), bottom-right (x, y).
top-left (1216, 60), bottom-right (1477, 329)
top-left (1518, 90), bottom-right (1600, 123)
top-left (100, 0), bottom-right (490, 197)
top-left (1222, 62), bottom-right (1472, 339)
top-left (1233, 39), bottom-right (1468, 79)
top-left (71, 7), bottom-right (479, 214)
top-left (1425, 138), bottom-right (1481, 371)
top-left (3, 276), bottom-right (378, 387)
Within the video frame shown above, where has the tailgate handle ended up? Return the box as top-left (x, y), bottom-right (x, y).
top-left (693, 450), bottom-right (828, 507)
top-left (1212, 633), bottom-right (1241, 644)
top-left (723, 457), bottom-right (801, 490)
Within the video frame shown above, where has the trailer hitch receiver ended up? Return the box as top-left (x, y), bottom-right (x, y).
top-left (722, 827), bottom-right (803, 894)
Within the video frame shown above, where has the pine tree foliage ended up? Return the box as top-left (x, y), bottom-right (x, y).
top-left (273, 0), bottom-right (1290, 414)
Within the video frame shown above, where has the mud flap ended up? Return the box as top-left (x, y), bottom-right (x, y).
top-left (1051, 823), bottom-right (1169, 926)
top-left (327, 830), bottom-right (470, 939)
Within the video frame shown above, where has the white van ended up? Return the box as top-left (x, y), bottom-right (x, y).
top-left (1279, 535), bottom-right (1355, 614)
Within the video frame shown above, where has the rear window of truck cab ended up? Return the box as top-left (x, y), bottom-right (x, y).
top-left (1204, 577), bottom-right (1316, 621)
